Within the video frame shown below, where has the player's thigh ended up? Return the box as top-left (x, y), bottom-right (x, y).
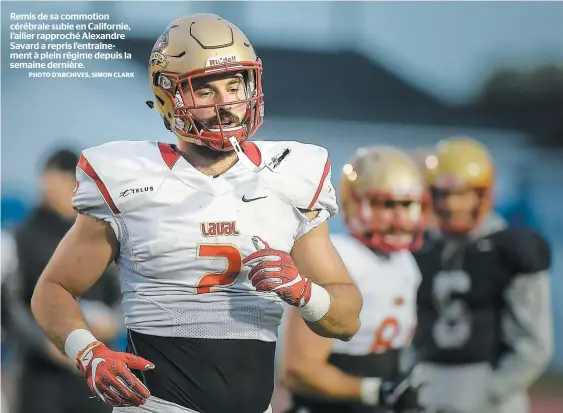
top-left (113, 397), bottom-right (273, 413)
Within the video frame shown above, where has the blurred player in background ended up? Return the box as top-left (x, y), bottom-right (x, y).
top-left (282, 147), bottom-right (428, 413)
top-left (2, 148), bottom-right (121, 413)
top-left (403, 147), bottom-right (438, 231)
top-left (31, 13), bottom-right (362, 413)
top-left (413, 137), bottom-right (554, 413)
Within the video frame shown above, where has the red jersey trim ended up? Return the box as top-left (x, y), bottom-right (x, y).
top-left (158, 142), bottom-right (181, 169)
top-left (307, 158), bottom-right (331, 210)
top-left (77, 154), bottom-right (120, 215)
top-left (242, 141), bottom-right (261, 166)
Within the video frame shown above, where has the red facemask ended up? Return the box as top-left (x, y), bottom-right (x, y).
top-left (156, 61), bottom-right (264, 151)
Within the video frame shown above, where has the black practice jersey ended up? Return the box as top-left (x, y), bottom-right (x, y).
top-left (413, 226), bottom-right (550, 366)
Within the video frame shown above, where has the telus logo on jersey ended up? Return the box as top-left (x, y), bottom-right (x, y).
top-left (119, 186), bottom-right (154, 198)
top-left (201, 221), bottom-right (240, 237)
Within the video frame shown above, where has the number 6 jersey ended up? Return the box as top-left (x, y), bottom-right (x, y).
top-left (72, 139), bottom-right (337, 343)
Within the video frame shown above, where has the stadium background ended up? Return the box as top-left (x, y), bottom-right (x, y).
top-left (1, 1), bottom-right (562, 412)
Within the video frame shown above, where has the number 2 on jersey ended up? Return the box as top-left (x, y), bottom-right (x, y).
top-left (195, 244), bottom-right (242, 294)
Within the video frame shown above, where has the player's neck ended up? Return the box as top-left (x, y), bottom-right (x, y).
top-left (176, 140), bottom-right (239, 177)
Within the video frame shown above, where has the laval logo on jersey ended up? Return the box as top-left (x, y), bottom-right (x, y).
top-left (119, 186), bottom-right (154, 198)
top-left (201, 221), bottom-right (240, 237)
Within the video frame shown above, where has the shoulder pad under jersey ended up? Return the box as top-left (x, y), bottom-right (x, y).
top-left (254, 140), bottom-right (338, 216)
top-left (72, 140), bottom-right (169, 216)
top-left (493, 228), bottom-right (552, 274)
top-left (330, 233), bottom-right (367, 282)
top-left (330, 233), bottom-right (362, 261)
top-left (400, 250), bottom-right (423, 286)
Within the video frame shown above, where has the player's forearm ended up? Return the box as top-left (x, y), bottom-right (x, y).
top-left (305, 283), bottom-right (362, 341)
top-left (283, 361), bottom-right (365, 402)
top-left (31, 278), bottom-right (89, 353)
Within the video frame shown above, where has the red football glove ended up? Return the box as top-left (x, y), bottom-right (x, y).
top-left (75, 341), bottom-right (154, 407)
top-left (243, 236), bottom-right (312, 307)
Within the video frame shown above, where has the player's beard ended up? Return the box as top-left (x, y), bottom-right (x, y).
top-left (199, 107), bottom-right (243, 132)
top-left (190, 108), bottom-right (244, 161)
top-left (190, 143), bottom-right (234, 161)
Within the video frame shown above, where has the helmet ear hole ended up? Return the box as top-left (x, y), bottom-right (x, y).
top-left (152, 71), bottom-right (160, 86)
top-left (163, 116), bottom-right (172, 131)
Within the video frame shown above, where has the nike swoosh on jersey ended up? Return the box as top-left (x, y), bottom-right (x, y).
top-left (242, 195), bottom-right (268, 202)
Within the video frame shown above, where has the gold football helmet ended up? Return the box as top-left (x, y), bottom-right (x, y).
top-left (404, 147), bottom-right (437, 180)
top-left (403, 147), bottom-right (439, 229)
top-left (147, 14), bottom-right (264, 151)
top-left (427, 137), bottom-right (494, 233)
top-left (340, 146), bottom-right (429, 253)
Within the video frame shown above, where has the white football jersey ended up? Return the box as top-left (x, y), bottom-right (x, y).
top-left (330, 234), bottom-right (421, 355)
top-left (72, 140), bottom-right (337, 342)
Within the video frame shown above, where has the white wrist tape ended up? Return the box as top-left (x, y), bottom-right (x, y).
top-left (299, 282), bottom-right (331, 322)
top-left (64, 329), bottom-right (98, 360)
top-left (361, 377), bottom-right (381, 405)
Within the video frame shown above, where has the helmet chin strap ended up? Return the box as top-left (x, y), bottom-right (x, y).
top-left (228, 136), bottom-right (264, 172)
top-left (229, 136), bottom-right (289, 174)
top-left (230, 135), bottom-right (294, 175)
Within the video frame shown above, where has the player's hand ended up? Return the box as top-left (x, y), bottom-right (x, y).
top-left (75, 341), bottom-right (154, 407)
top-left (378, 368), bottom-right (423, 412)
top-left (243, 236), bottom-right (312, 307)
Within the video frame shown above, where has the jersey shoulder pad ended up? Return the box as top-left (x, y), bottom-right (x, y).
top-left (493, 228), bottom-right (551, 274)
top-left (255, 140), bottom-right (337, 215)
top-left (330, 233), bottom-right (363, 260)
top-left (330, 233), bottom-right (368, 282)
top-left (396, 250), bottom-right (422, 285)
top-left (73, 140), bottom-right (169, 216)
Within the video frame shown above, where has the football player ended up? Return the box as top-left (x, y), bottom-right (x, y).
top-left (413, 137), bottom-right (554, 413)
top-left (30, 14), bottom-right (362, 413)
top-left (281, 146), bottom-right (427, 413)
top-left (403, 147), bottom-right (438, 231)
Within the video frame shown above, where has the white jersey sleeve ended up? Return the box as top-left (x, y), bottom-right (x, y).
top-left (72, 153), bottom-right (120, 237)
top-left (72, 140), bottom-right (170, 239)
top-left (257, 141), bottom-right (338, 239)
